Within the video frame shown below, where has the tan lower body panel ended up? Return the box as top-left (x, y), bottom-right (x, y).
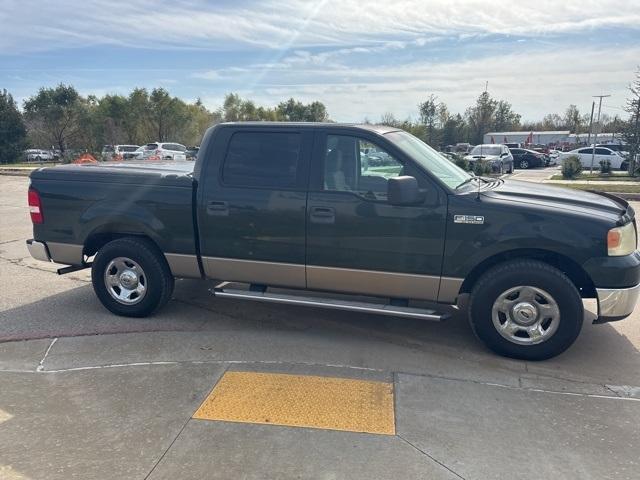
top-left (193, 371), bottom-right (395, 435)
top-left (438, 276), bottom-right (464, 304)
top-left (201, 257), bottom-right (462, 303)
top-left (47, 242), bottom-right (83, 265)
top-left (164, 253), bottom-right (201, 278)
top-left (202, 256), bottom-right (306, 288)
top-left (307, 265), bottom-right (440, 301)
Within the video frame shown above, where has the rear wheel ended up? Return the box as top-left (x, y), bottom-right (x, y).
top-left (468, 260), bottom-right (583, 360)
top-left (91, 237), bottom-right (174, 317)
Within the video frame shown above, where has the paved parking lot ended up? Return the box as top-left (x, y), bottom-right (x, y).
top-left (1, 174), bottom-right (639, 480)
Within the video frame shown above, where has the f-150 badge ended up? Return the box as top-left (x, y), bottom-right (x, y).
top-left (454, 215), bottom-right (484, 225)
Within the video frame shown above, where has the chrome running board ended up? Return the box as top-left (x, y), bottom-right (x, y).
top-left (212, 286), bottom-right (449, 321)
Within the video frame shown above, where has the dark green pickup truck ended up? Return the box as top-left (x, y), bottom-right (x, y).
top-left (27, 122), bottom-right (640, 359)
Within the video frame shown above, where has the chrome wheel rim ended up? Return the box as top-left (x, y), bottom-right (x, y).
top-left (104, 257), bottom-right (147, 305)
top-left (491, 286), bottom-right (560, 345)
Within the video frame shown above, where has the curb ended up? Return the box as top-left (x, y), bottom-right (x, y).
top-left (0, 170), bottom-right (33, 177)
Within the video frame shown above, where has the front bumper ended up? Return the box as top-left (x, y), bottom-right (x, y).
top-left (26, 239), bottom-right (51, 262)
top-left (595, 283), bottom-right (640, 323)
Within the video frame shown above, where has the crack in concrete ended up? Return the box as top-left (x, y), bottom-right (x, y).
top-left (0, 238), bottom-right (23, 245)
top-left (143, 363), bottom-right (230, 480)
top-left (397, 433), bottom-right (467, 480)
top-left (36, 337), bottom-right (57, 372)
top-left (0, 255), bottom-right (90, 282)
top-left (3, 356), bottom-right (638, 402)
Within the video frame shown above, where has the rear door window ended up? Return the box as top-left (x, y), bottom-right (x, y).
top-left (222, 132), bottom-right (302, 188)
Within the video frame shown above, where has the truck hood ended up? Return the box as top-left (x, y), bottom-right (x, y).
top-left (481, 179), bottom-right (627, 219)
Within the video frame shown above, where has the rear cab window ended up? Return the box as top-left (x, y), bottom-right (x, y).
top-left (222, 131), bottom-right (303, 188)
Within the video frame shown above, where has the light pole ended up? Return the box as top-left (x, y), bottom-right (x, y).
top-left (590, 94), bottom-right (611, 173)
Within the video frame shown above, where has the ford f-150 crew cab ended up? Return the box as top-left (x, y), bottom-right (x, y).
top-left (26, 122), bottom-right (640, 360)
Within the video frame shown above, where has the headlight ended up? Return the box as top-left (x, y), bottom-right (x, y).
top-left (607, 222), bottom-right (637, 256)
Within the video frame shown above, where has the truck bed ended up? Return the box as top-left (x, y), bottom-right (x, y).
top-left (29, 161), bottom-right (198, 267)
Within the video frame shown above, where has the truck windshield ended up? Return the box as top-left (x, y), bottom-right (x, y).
top-left (385, 131), bottom-right (471, 189)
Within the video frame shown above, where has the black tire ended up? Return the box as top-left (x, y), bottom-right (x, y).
top-left (519, 159), bottom-right (529, 169)
top-left (91, 237), bottom-right (174, 317)
top-left (621, 162), bottom-right (628, 172)
top-left (508, 162), bottom-right (514, 174)
top-left (468, 260), bottom-right (583, 360)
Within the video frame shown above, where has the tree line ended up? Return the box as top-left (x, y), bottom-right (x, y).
top-left (0, 77), bottom-right (637, 164)
top-left (0, 85), bottom-right (329, 162)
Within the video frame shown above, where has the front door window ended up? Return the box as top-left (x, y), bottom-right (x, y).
top-left (323, 135), bottom-right (404, 200)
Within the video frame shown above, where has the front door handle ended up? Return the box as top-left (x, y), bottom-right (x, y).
top-left (310, 206), bottom-right (335, 224)
top-left (207, 201), bottom-right (229, 216)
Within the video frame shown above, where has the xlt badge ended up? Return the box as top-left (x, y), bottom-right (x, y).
top-left (454, 215), bottom-right (484, 225)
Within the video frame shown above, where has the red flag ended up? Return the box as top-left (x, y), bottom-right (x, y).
top-left (504, 136), bottom-right (508, 143)
top-left (526, 132), bottom-right (533, 144)
top-left (491, 136), bottom-right (495, 144)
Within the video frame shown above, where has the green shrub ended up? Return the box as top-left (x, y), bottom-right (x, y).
top-left (599, 159), bottom-right (611, 173)
top-left (561, 155), bottom-right (582, 179)
top-left (453, 156), bottom-right (469, 171)
top-left (472, 159), bottom-right (492, 176)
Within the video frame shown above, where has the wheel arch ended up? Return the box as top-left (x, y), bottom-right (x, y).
top-left (459, 248), bottom-right (596, 298)
top-left (83, 228), bottom-right (162, 259)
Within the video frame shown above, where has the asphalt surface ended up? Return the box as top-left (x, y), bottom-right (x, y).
top-left (1, 174), bottom-right (639, 480)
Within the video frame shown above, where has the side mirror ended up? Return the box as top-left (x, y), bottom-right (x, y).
top-left (387, 176), bottom-right (423, 205)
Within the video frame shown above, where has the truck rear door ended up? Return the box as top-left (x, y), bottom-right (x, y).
top-left (197, 126), bottom-right (312, 288)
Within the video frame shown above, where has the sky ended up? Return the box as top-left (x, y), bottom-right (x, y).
top-left (1, 0), bottom-right (639, 122)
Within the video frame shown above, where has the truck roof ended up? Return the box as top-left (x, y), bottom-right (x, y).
top-left (218, 122), bottom-right (401, 135)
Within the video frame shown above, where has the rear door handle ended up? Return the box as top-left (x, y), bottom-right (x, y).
top-left (207, 201), bottom-right (228, 216)
top-left (310, 206), bottom-right (335, 224)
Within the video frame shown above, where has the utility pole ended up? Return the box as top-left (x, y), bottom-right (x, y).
top-left (587, 101), bottom-right (595, 146)
top-left (590, 95), bottom-right (611, 173)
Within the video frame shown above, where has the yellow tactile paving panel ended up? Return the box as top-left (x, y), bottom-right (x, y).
top-left (193, 371), bottom-right (395, 435)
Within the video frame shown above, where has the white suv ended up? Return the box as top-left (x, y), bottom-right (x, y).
top-left (142, 143), bottom-right (187, 161)
top-left (25, 149), bottom-right (55, 162)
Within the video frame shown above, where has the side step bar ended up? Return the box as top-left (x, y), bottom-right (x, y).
top-left (212, 287), bottom-right (449, 321)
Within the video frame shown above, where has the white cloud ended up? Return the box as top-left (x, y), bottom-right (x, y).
top-left (195, 45), bottom-right (639, 122)
top-left (1, 0), bottom-right (638, 53)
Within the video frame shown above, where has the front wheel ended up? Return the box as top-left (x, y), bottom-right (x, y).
top-left (468, 260), bottom-right (583, 360)
top-left (519, 159), bottom-right (529, 169)
top-left (91, 237), bottom-right (174, 317)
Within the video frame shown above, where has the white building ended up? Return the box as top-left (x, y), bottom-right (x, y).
top-left (483, 131), bottom-right (570, 146)
top-left (566, 133), bottom-right (622, 145)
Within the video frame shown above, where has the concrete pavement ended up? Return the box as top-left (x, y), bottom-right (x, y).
top-left (1, 175), bottom-right (639, 479)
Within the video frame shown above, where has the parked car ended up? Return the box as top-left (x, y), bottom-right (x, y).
top-left (129, 146), bottom-right (146, 160)
top-left (24, 149), bottom-right (55, 162)
top-left (596, 144), bottom-right (629, 163)
top-left (559, 146), bottom-right (627, 170)
top-left (464, 144), bottom-right (514, 174)
top-left (101, 145), bottom-right (141, 161)
top-left (547, 150), bottom-right (561, 166)
top-left (26, 123), bottom-right (640, 360)
top-left (510, 148), bottom-right (546, 169)
top-left (185, 146), bottom-right (200, 160)
top-left (141, 142), bottom-right (187, 161)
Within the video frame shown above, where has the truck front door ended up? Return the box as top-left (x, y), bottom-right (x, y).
top-left (306, 130), bottom-right (448, 302)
